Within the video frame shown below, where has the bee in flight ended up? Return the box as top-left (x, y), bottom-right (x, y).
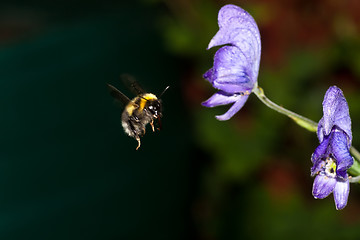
top-left (107, 75), bottom-right (169, 150)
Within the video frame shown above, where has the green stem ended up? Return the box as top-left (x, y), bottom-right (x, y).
top-left (349, 147), bottom-right (360, 179)
top-left (350, 146), bottom-right (360, 162)
top-left (252, 86), bottom-right (318, 132)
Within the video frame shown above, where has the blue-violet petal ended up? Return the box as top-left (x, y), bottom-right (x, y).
top-left (312, 174), bottom-right (337, 199)
top-left (215, 95), bottom-right (249, 121)
top-left (333, 179), bottom-right (349, 210)
top-left (318, 86), bottom-right (352, 144)
top-left (202, 91), bottom-right (243, 108)
top-left (206, 45), bottom-right (254, 94)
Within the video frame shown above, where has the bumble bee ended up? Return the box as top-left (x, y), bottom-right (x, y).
top-left (107, 75), bottom-right (169, 150)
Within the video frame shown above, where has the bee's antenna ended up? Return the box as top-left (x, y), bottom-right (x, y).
top-left (159, 86), bottom-right (170, 98)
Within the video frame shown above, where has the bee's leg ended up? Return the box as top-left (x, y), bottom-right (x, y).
top-left (135, 136), bottom-right (141, 150)
top-left (128, 119), bottom-right (142, 150)
top-left (128, 119), bottom-right (137, 135)
top-left (150, 119), bottom-right (155, 132)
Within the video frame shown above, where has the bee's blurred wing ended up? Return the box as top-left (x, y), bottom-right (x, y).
top-left (121, 74), bottom-right (145, 96)
top-left (107, 83), bottom-right (130, 107)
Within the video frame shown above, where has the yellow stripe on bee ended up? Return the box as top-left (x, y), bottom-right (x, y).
top-left (138, 93), bottom-right (157, 111)
top-left (125, 102), bottom-right (137, 115)
top-left (125, 93), bottom-right (157, 115)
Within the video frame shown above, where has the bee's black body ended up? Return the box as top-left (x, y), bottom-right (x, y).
top-left (107, 77), bottom-right (165, 150)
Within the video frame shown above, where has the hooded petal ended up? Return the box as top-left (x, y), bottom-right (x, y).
top-left (206, 45), bottom-right (255, 93)
top-left (311, 135), bottom-right (330, 164)
top-left (202, 91), bottom-right (243, 108)
top-left (333, 179), bottom-right (350, 210)
top-left (318, 86), bottom-right (352, 144)
top-left (330, 130), bottom-right (353, 177)
top-left (312, 174), bottom-right (336, 199)
top-left (208, 4), bottom-right (261, 85)
top-left (215, 95), bottom-right (250, 121)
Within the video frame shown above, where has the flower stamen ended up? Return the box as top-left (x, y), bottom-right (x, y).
top-left (324, 157), bottom-right (337, 178)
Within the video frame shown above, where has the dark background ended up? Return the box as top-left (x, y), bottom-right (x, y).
top-left (1, 0), bottom-right (360, 239)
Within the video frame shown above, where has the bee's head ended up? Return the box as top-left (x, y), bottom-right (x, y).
top-left (149, 85), bottom-right (168, 119)
top-left (147, 100), bottom-right (162, 118)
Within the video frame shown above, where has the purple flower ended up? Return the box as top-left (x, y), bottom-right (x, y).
top-left (202, 4), bottom-right (261, 120)
top-left (311, 86), bottom-right (353, 210)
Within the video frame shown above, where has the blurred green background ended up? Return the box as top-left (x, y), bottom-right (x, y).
top-left (1, 0), bottom-right (360, 239)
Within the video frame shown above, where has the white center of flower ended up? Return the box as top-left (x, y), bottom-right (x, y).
top-left (324, 157), bottom-right (337, 178)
